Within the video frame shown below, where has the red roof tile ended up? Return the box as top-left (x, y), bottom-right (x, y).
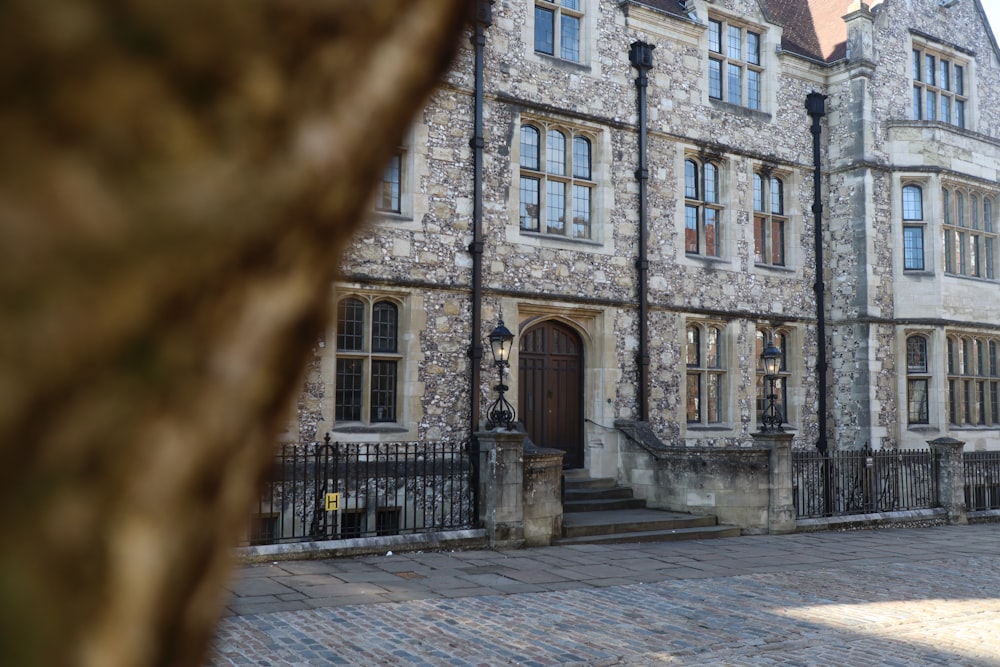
top-left (764, 0), bottom-right (854, 62)
top-left (632, 0), bottom-right (858, 63)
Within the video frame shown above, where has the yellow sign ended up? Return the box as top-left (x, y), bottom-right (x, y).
top-left (325, 493), bottom-right (340, 512)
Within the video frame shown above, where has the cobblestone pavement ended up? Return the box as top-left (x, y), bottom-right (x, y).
top-left (209, 525), bottom-right (1000, 666)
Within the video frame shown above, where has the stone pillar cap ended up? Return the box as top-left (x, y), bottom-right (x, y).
top-left (927, 436), bottom-right (965, 446)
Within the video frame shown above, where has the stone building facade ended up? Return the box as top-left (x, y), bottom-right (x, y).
top-left (293, 0), bottom-right (1000, 479)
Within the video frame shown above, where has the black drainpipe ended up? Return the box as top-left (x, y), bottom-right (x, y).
top-left (806, 92), bottom-right (828, 455)
top-left (469, 1), bottom-right (492, 437)
top-left (468, 2), bottom-right (492, 523)
top-left (630, 41), bottom-right (654, 423)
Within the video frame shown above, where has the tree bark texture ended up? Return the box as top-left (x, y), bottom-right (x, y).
top-left (0, 2), bottom-right (470, 665)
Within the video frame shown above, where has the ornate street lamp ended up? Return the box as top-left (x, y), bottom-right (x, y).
top-left (485, 315), bottom-right (515, 430)
top-left (760, 339), bottom-right (784, 433)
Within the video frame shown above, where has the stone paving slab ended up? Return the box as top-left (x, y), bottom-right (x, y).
top-left (210, 525), bottom-right (1000, 665)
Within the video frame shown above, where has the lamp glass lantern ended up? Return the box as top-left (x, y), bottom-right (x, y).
top-left (485, 316), bottom-right (516, 430)
top-left (759, 339), bottom-right (784, 433)
top-left (488, 319), bottom-right (514, 365)
top-left (762, 341), bottom-right (781, 377)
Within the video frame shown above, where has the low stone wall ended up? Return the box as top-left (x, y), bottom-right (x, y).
top-left (621, 442), bottom-right (772, 534)
top-left (522, 446), bottom-right (564, 547)
top-left (476, 430), bottom-right (565, 548)
top-left (613, 423), bottom-right (979, 535)
top-left (615, 420), bottom-right (794, 535)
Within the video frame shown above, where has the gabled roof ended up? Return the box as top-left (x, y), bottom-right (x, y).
top-left (632, 0), bottom-right (853, 62)
top-left (764, 0), bottom-right (853, 62)
top-left (634, 0), bottom-right (999, 64)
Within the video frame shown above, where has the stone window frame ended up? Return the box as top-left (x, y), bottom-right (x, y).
top-left (523, 0), bottom-right (598, 74)
top-left (683, 154), bottom-right (726, 259)
top-left (371, 125), bottom-right (420, 223)
top-left (905, 333), bottom-right (931, 426)
top-left (329, 290), bottom-right (417, 435)
top-left (533, 0), bottom-right (585, 63)
top-left (706, 13), bottom-right (766, 112)
top-left (755, 326), bottom-right (793, 430)
top-left (684, 320), bottom-right (729, 427)
top-left (374, 148), bottom-right (405, 215)
top-left (901, 182), bottom-right (926, 272)
top-left (946, 332), bottom-right (1000, 427)
top-left (752, 169), bottom-right (789, 268)
top-left (941, 182), bottom-right (998, 280)
top-left (911, 38), bottom-right (968, 129)
top-left (513, 114), bottom-right (607, 247)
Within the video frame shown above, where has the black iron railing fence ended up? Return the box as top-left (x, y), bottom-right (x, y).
top-left (964, 451), bottom-right (1000, 511)
top-left (242, 436), bottom-right (475, 546)
top-left (793, 446), bottom-right (937, 519)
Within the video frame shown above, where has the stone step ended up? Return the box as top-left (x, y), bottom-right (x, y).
top-left (553, 523), bottom-right (741, 546)
top-left (561, 509), bottom-right (719, 538)
top-left (564, 485), bottom-right (636, 502)
top-left (563, 497), bottom-right (647, 512)
top-left (563, 474), bottom-right (646, 512)
top-left (562, 474), bottom-right (617, 491)
top-left (557, 474), bottom-right (738, 545)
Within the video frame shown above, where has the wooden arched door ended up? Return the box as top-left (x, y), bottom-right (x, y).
top-left (518, 321), bottom-right (584, 468)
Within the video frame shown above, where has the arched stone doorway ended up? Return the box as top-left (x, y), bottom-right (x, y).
top-left (518, 320), bottom-right (584, 468)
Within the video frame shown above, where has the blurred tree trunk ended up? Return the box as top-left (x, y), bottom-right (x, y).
top-left (0, 2), bottom-right (470, 666)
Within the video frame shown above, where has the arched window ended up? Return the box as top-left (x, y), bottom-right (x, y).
top-left (520, 125), bottom-right (540, 170)
top-left (684, 159), bottom-right (698, 200)
top-left (902, 184), bottom-right (923, 219)
top-left (902, 184), bottom-right (924, 271)
top-left (686, 325), bottom-right (700, 367)
top-left (906, 335), bottom-right (929, 425)
top-left (572, 136), bottom-right (591, 179)
top-left (907, 335), bottom-right (927, 373)
top-left (686, 323), bottom-right (724, 425)
top-left (754, 172), bottom-right (787, 266)
top-left (372, 302), bottom-right (398, 353)
top-left (944, 334), bottom-right (1000, 426)
top-left (335, 297), bottom-right (401, 424)
top-left (684, 158), bottom-right (723, 257)
top-left (943, 186), bottom-right (999, 278)
top-left (519, 121), bottom-right (596, 240)
top-left (546, 129), bottom-right (565, 174)
top-left (337, 298), bottom-right (364, 351)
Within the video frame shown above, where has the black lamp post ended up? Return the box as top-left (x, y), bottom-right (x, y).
top-left (760, 340), bottom-right (784, 433)
top-left (485, 316), bottom-right (515, 430)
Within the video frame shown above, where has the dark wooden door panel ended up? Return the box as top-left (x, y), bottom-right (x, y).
top-left (520, 355), bottom-right (545, 447)
top-left (519, 321), bottom-right (583, 468)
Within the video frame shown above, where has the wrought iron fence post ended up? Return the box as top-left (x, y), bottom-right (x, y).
top-left (862, 443), bottom-right (875, 513)
top-left (332, 439), bottom-right (341, 538)
top-left (468, 436), bottom-right (480, 527)
top-left (309, 433), bottom-right (333, 540)
top-left (822, 451), bottom-right (833, 517)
